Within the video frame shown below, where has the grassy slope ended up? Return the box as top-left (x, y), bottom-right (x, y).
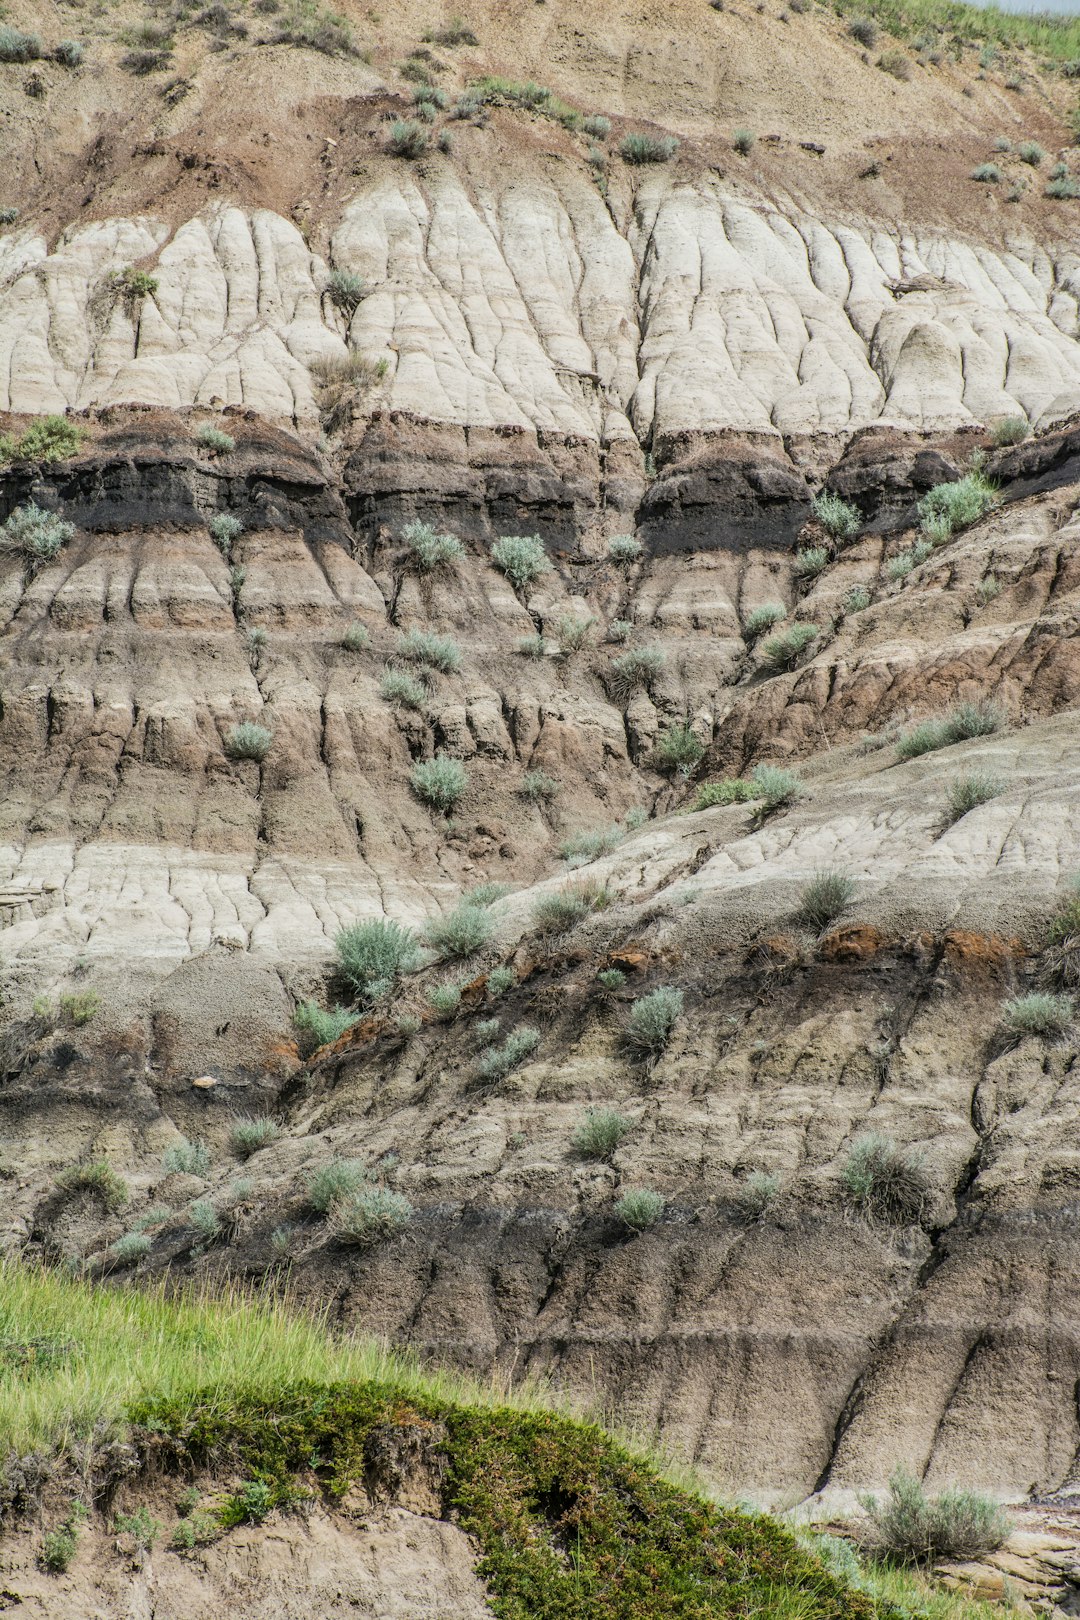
top-left (831, 0), bottom-right (1080, 61)
top-left (0, 1268), bottom-right (1004, 1620)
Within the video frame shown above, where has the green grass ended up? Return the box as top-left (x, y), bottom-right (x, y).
top-left (830, 0), bottom-right (1080, 63)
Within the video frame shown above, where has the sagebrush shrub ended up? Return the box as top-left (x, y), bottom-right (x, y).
top-left (848, 15), bottom-right (877, 45)
top-left (918, 472), bottom-right (995, 537)
top-left (573, 1107), bottom-right (633, 1160)
top-left (0, 25), bottom-right (41, 60)
top-left (558, 825), bottom-right (621, 866)
top-left (845, 585), bottom-right (871, 613)
top-left (609, 646), bottom-right (666, 698)
top-left (411, 753), bottom-right (468, 813)
top-left (732, 128), bottom-right (756, 153)
top-left (475, 1026), bottom-right (540, 1082)
top-left (208, 512), bottom-right (243, 553)
top-left (486, 965), bottom-right (515, 996)
top-left (533, 882), bottom-right (610, 934)
top-left (742, 603), bottom-right (785, 640)
top-left (1046, 174), bottom-right (1080, 199)
top-left (389, 119), bottom-right (429, 157)
top-left (615, 1188), bottom-right (664, 1231)
top-left (860, 1470), bottom-right (1010, 1563)
top-left (886, 539), bottom-right (932, 581)
top-left (380, 668), bottom-right (426, 708)
top-left (395, 628), bottom-right (462, 673)
top-left (403, 519), bottom-right (464, 572)
top-left (895, 699), bottom-right (1002, 760)
top-left (469, 881), bottom-right (511, 907)
top-left (999, 992), bottom-right (1073, 1041)
top-left (813, 492), bottom-right (861, 540)
top-left (428, 983), bottom-right (462, 1017)
top-left (111, 1231), bottom-right (152, 1265)
top-left (760, 623), bottom-right (818, 672)
top-left (990, 416), bottom-right (1029, 447)
top-left (554, 611), bottom-right (596, 654)
top-left (521, 769), bottom-right (558, 801)
top-left (1017, 139), bottom-right (1044, 165)
top-left (292, 1001), bottom-right (359, 1049)
top-left (162, 1139), bottom-right (211, 1178)
top-left (946, 772), bottom-right (1002, 823)
top-left (841, 1133), bottom-right (930, 1223)
top-left (734, 1172), bottom-right (781, 1223)
top-left (306, 1158), bottom-right (367, 1212)
top-left (330, 1186), bottom-right (412, 1246)
top-left (326, 269), bottom-right (364, 312)
top-left (796, 870), bottom-right (855, 930)
top-left (229, 1117), bottom-right (280, 1158)
top-left (751, 764), bottom-right (803, 810)
top-left (491, 534), bottom-right (551, 590)
top-left (1, 502), bottom-right (74, 571)
top-left (188, 1200), bottom-right (222, 1241)
top-left (878, 48), bottom-right (912, 78)
top-left (625, 985), bottom-right (683, 1058)
top-left (335, 918), bottom-right (421, 998)
top-left (342, 621), bottom-right (370, 652)
top-left (793, 546), bottom-right (828, 579)
top-left (607, 534), bottom-right (642, 563)
top-left (620, 132), bottom-right (678, 163)
top-left (195, 422), bottom-right (235, 453)
top-left (426, 901), bottom-right (492, 959)
top-left (692, 778), bottom-right (756, 810)
top-left (517, 634), bottom-right (548, 658)
top-left (654, 722), bottom-right (705, 773)
top-left (972, 163), bottom-right (1002, 183)
top-left (224, 722), bottom-right (271, 762)
top-left (0, 415), bottom-right (86, 464)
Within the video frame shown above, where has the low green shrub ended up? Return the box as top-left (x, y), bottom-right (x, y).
top-left (975, 574), bottom-right (1000, 605)
top-left (554, 611), bottom-right (596, 654)
top-left (732, 128), bottom-right (756, 153)
top-left (607, 534), bottom-right (642, 563)
top-left (330, 1186), bottom-right (412, 1246)
top-left (426, 902), bottom-right (492, 959)
top-left (742, 603), bottom-right (785, 640)
top-left (208, 513), bottom-right (243, 553)
top-left (111, 1231), bottom-right (152, 1265)
top-left (292, 1002), bottom-right (359, 1049)
top-left (733, 1171), bottom-right (781, 1223)
top-left (793, 546), bottom-right (828, 579)
top-left (163, 1139), bottom-right (211, 1178)
top-left (760, 623), bottom-right (818, 672)
top-left (990, 416), bottom-right (1029, 447)
top-left (596, 967), bottom-right (626, 991)
top-left (273, 0), bottom-right (355, 54)
top-left (0, 415), bottom-right (86, 464)
top-left (895, 699), bottom-right (1002, 759)
top-left (475, 1025), bottom-right (540, 1082)
top-left (521, 769), bottom-right (558, 801)
top-left (615, 1188), bottom-right (665, 1231)
top-left (692, 777), bottom-right (757, 810)
top-left (41, 1503), bottom-right (86, 1572)
top-left (796, 870), bottom-right (855, 930)
top-left (845, 586), bottom-right (871, 613)
top-left (848, 15), bottom-right (877, 45)
top-left (327, 270), bottom-right (364, 312)
top-left (395, 628), bottom-right (462, 673)
top-left (841, 1133), bottom-right (930, 1223)
top-left (306, 1158), bottom-right (368, 1213)
top-left (971, 163), bottom-right (1002, 183)
top-left (1, 502), bottom-right (74, 571)
top-left (572, 1107), bottom-right (633, 1160)
top-left (59, 989), bottom-right (99, 1026)
top-left (57, 1160), bottom-right (128, 1213)
top-left (469, 882), bottom-right (511, 906)
top-left (812, 492), bottom-right (861, 540)
top-left (533, 882), bottom-right (609, 934)
top-left (609, 646), bottom-right (666, 697)
top-left (620, 132), bottom-right (678, 163)
top-left (654, 722), bottom-right (705, 774)
top-left (195, 422), bottom-right (235, 454)
top-left (885, 539), bottom-right (933, 581)
top-left (1046, 174), bottom-right (1080, 198)
top-left (918, 471), bottom-right (995, 537)
top-left (1017, 139), bottom-right (1045, 165)
top-left (335, 918), bottom-right (422, 999)
top-left (751, 763), bottom-right (803, 811)
top-left (946, 772), bottom-right (1002, 824)
top-left (403, 519), bottom-right (464, 572)
top-left (558, 825), bottom-right (621, 866)
top-left (118, 267), bottom-right (158, 301)
top-left (380, 668), bottom-right (427, 708)
top-left (224, 722), bottom-right (272, 762)
top-left (221, 1478), bottom-right (275, 1526)
top-left (229, 1117), bottom-right (280, 1158)
top-left (341, 621), bottom-right (370, 652)
top-left (583, 114), bottom-right (611, 138)
top-left (517, 634), bottom-right (548, 658)
top-left (878, 48), bottom-right (912, 78)
top-left (188, 1200), bottom-right (222, 1242)
top-left (999, 992), bottom-right (1073, 1042)
top-left (486, 965), bottom-right (515, 996)
top-left (606, 618), bottom-right (633, 643)
top-left (491, 534), bottom-right (551, 590)
top-left (388, 119), bottom-right (429, 157)
top-left (0, 207), bottom-right (17, 226)
top-left (410, 754), bottom-right (468, 813)
top-left (0, 25), bottom-right (41, 60)
top-left (860, 1470), bottom-right (1010, 1563)
top-left (625, 985), bottom-right (683, 1058)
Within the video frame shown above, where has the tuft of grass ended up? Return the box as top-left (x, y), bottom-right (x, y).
top-left (841, 1133), bottom-right (930, 1223)
top-left (110, 1232), bottom-right (152, 1266)
top-left (733, 1172), bottom-right (781, 1224)
top-left (195, 422), bottom-right (235, 454)
top-left (329, 1186), bottom-right (412, 1246)
top-left (878, 47), bottom-right (912, 77)
top-left (845, 585), bottom-right (871, 613)
top-left (751, 763), bottom-right (803, 812)
top-left (692, 777), bottom-right (757, 810)
top-left (885, 539), bottom-right (932, 580)
top-left (380, 668), bottom-right (427, 709)
top-left (326, 269), bottom-right (365, 313)
top-left (224, 721), bottom-right (272, 762)
top-left (620, 132), bottom-right (679, 163)
top-left (0, 25), bottom-right (41, 60)
top-left (0, 415), bottom-right (86, 465)
top-left (918, 471), bottom-right (995, 538)
top-left (335, 918), bottom-right (421, 1000)
top-left (760, 623), bottom-right (818, 672)
top-left (292, 1002), bottom-right (359, 1050)
top-left (517, 633), bottom-right (548, 658)
top-left (162, 1139), bottom-right (211, 1178)
top-left (306, 1159), bottom-right (368, 1213)
top-left (999, 991), bottom-right (1073, 1042)
top-left (1, 502), bottom-right (74, 573)
top-left (486, 965), bottom-right (515, 996)
top-left (990, 415), bottom-right (1029, 447)
top-left (469, 882), bottom-right (511, 907)
top-left (572, 1107), bottom-right (633, 1160)
top-left (426, 902), bottom-right (492, 960)
top-left (388, 119), bottom-right (430, 157)
top-left (654, 722), bottom-right (705, 774)
top-left (229, 1117), bottom-right (280, 1159)
top-left (945, 772), bottom-right (1002, 824)
top-left (848, 15), bottom-right (877, 45)
top-left (475, 1026), bottom-right (540, 1083)
top-left (609, 646), bottom-right (666, 698)
top-left (341, 621), bottom-right (370, 652)
top-left (188, 1201), bottom-right (221, 1242)
top-left (403, 519), bottom-right (464, 572)
top-left (796, 870), bottom-right (855, 930)
top-left (558, 825), bottom-right (622, 866)
top-left (411, 753), bottom-right (468, 814)
top-left (491, 534), bottom-right (552, 590)
top-left (1016, 139), bottom-right (1044, 166)
top-left (793, 546), bottom-right (828, 579)
top-left (813, 492), bottom-right (861, 540)
top-left (971, 163), bottom-right (1002, 183)
top-left (895, 699), bottom-right (1002, 759)
top-left (615, 1188), bottom-right (665, 1231)
top-left (521, 769), bottom-right (559, 802)
top-left (607, 534), bottom-right (643, 563)
top-left (860, 1470), bottom-right (1010, 1564)
top-left (533, 882), bottom-right (610, 935)
top-left (56, 1161), bottom-right (128, 1214)
top-left (625, 985), bottom-right (683, 1058)
top-left (395, 628), bottom-right (462, 674)
top-left (732, 128), bottom-right (756, 153)
top-left (742, 603), bottom-right (786, 640)
top-left (273, 0), bottom-right (355, 54)
top-left (554, 611), bottom-right (596, 654)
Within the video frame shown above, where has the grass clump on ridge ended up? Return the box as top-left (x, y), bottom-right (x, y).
top-left (841, 1133), bottom-right (931, 1223)
top-left (0, 1266), bottom-right (893, 1620)
top-left (895, 699), bottom-right (1002, 760)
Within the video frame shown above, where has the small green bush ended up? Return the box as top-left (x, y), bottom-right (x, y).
top-left (229, 1117), bottom-right (280, 1158)
top-left (615, 1188), bottom-right (664, 1231)
top-left (491, 534), bottom-right (552, 590)
top-left (1017, 139), bottom-right (1045, 165)
top-left (607, 534), bottom-right (642, 563)
top-left (0, 25), bottom-right (41, 60)
top-left (1, 502), bottom-right (74, 571)
top-left (742, 603), bottom-right (785, 640)
top-left (342, 621), bottom-right (370, 652)
top-left (413, 82), bottom-right (449, 110)
top-left (208, 513), bottom-right (243, 553)
top-left (273, 0), bottom-right (355, 54)
top-left (55, 39), bottom-right (84, 65)
top-left (860, 1470), bottom-right (1010, 1564)
top-left (1046, 175), bottom-right (1080, 198)
top-left (188, 1200), bottom-right (222, 1242)
top-left (733, 1171), bottom-right (781, 1223)
top-left (41, 1504), bottom-right (86, 1572)
top-left (306, 1158), bottom-right (368, 1213)
top-left (918, 471), bottom-right (995, 537)
top-left (0, 415), bottom-right (86, 464)
top-left (583, 114), bottom-right (611, 138)
top-left (427, 901), bottom-right (492, 959)
top-left (330, 1185), bottom-right (413, 1245)
top-left (990, 416), bottom-right (1029, 447)
top-left (0, 207), bottom-right (17, 226)
top-left (946, 772), bottom-right (1002, 823)
top-left (59, 989), bottom-right (99, 1026)
top-left (335, 918), bottom-right (422, 998)
top-left (620, 132), bottom-right (678, 163)
top-left (654, 722), bottom-right (705, 774)
top-left (796, 870), bottom-right (855, 930)
top-left (327, 269), bottom-right (365, 313)
top-left (380, 667), bottom-right (427, 708)
top-left (692, 777), bottom-right (756, 810)
top-left (607, 619), bottom-right (633, 642)
top-left (878, 48), bottom-right (912, 78)
top-left (895, 699), bottom-right (1002, 759)
top-left (163, 1139), bottom-right (211, 1178)
top-left (224, 721), bottom-right (272, 762)
top-left (971, 163), bottom-right (1002, 183)
top-left (521, 769), bottom-right (558, 801)
top-left (57, 1160), bottom-right (128, 1213)
top-left (625, 985), bottom-right (683, 1058)
top-left (885, 539), bottom-right (932, 581)
top-left (428, 983), bottom-right (462, 1017)
top-left (760, 623), bottom-right (818, 672)
top-left (403, 519), bottom-right (464, 572)
top-left (751, 763), bottom-right (803, 811)
top-left (411, 753), bottom-right (468, 813)
top-left (596, 967), bottom-right (626, 991)
top-left (999, 992), bottom-right (1073, 1041)
top-left (195, 422), bottom-right (235, 454)
top-left (475, 1025), bottom-right (540, 1082)
top-left (573, 1107), bottom-right (633, 1160)
top-left (388, 119), bottom-right (429, 157)
top-left (118, 267), bottom-right (158, 301)
top-left (813, 492), bottom-right (861, 540)
top-left (554, 611), bottom-right (596, 654)
top-left (110, 1231), bottom-right (151, 1265)
top-left (396, 628), bottom-right (462, 673)
top-left (469, 881), bottom-right (511, 906)
top-left (842, 1133), bottom-right (930, 1223)
top-left (732, 128), bottom-right (756, 153)
top-left (533, 882), bottom-right (609, 934)
top-left (221, 1479), bottom-right (275, 1527)
top-left (517, 633), bottom-right (548, 658)
top-left (975, 574), bottom-right (1000, 605)
top-left (793, 546), bottom-right (828, 578)
top-left (845, 586), bottom-right (871, 613)
top-left (609, 646), bottom-right (666, 697)
top-left (558, 825), bottom-right (622, 866)
top-left (848, 15), bottom-right (877, 45)
top-left (487, 965), bottom-right (515, 996)
top-left (292, 1002), bottom-right (359, 1049)
top-left (114, 1506), bottom-right (161, 1550)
